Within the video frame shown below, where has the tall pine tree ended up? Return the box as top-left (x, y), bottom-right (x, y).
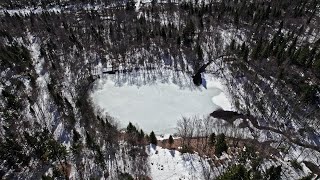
top-left (149, 131), bottom-right (157, 145)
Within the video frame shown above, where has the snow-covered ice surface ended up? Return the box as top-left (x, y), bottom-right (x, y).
top-left (147, 145), bottom-right (212, 180)
top-left (91, 70), bottom-right (232, 134)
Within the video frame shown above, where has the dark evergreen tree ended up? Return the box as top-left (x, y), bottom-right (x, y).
top-left (168, 135), bottom-right (174, 148)
top-left (138, 130), bottom-right (145, 141)
top-left (230, 39), bottom-right (236, 51)
top-left (208, 133), bottom-right (216, 147)
top-left (265, 165), bottom-right (282, 180)
top-left (182, 20), bottom-right (195, 46)
top-left (149, 131), bottom-right (157, 145)
top-left (176, 36), bottom-right (181, 46)
top-left (127, 122), bottom-right (137, 134)
top-left (216, 164), bottom-right (249, 180)
top-left (196, 43), bottom-right (203, 61)
top-left (125, 0), bottom-right (135, 11)
top-left (215, 133), bottom-right (228, 157)
top-left (240, 42), bottom-right (249, 61)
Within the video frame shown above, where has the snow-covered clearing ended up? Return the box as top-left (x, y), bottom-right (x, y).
top-left (147, 145), bottom-right (213, 180)
top-left (91, 70), bottom-right (232, 134)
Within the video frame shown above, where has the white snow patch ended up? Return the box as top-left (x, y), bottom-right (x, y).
top-left (147, 145), bottom-right (212, 180)
top-left (233, 118), bottom-right (243, 127)
top-left (135, 0), bottom-right (141, 11)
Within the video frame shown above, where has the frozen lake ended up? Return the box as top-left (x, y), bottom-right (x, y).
top-left (91, 70), bottom-right (232, 134)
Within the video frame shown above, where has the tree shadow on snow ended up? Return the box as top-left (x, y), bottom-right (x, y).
top-left (169, 150), bottom-right (175, 157)
top-left (150, 144), bottom-right (156, 150)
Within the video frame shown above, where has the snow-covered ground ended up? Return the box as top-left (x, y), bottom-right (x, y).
top-left (91, 70), bottom-right (232, 134)
top-left (147, 145), bottom-right (213, 180)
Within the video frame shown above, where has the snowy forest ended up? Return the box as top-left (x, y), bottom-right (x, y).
top-left (0, 0), bottom-right (320, 179)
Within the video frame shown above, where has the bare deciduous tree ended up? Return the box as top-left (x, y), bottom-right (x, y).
top-left (203, 116), bottom-right (213, 152)
top-left (194, 118), bottom-right (203, 149)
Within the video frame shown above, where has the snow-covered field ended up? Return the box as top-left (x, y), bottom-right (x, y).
top-left (91, 70), bottom-right (232, 134)
top-left (147, 145), bottom-right (213, 180)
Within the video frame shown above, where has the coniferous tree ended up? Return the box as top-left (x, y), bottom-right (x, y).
top-left (240, 42), bottom-right (249, 61)
top-left (168, 135), bottom-right (174, 148)
top-left (125, 0), bottom-right (135, 11)
top-left (216, 164), bottom-right (249, 180)
top-left (127, 122), bottom-right (137, 134)
top-left (208, 133), bottom-right (216, 147)
top-left (149, 131), bottom-right (157, 145)
top-left (265, 165), bottom-right (282, 180)
top-left (230, 39), bottom-right (236, 51)
top-left (215, 133), bottom-right (228, 157)
top-left (138, 130), bottom-right (145, 141)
